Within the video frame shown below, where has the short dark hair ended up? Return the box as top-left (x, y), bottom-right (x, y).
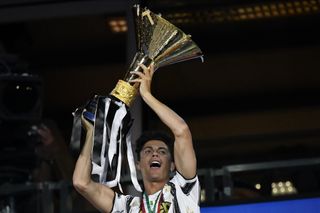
top-left (135, 131), bottom-right (174, 161)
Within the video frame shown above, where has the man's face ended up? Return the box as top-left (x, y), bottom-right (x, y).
top-left (137, 140), bottom-right (174, 183)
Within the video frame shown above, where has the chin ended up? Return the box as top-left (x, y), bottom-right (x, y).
top-left (149, 174), bottom-right (161, 180)
top-left (150, 174), bottom-right (170, 182)
top-left (147, 173), bottom-right (163, 182)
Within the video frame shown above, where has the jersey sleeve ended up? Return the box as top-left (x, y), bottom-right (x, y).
top-left (111, 193), bottom-right (140, 213)
top-left (171, 172), bottom-right (201, 212)
top-left (175, 172), bottom-right (200, 195)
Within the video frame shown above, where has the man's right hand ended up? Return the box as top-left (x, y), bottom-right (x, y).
top-left (81, 110), bottom-right (94, 133)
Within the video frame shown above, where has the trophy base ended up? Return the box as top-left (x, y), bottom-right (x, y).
top-left (110, 80), bottom-right (138, 107)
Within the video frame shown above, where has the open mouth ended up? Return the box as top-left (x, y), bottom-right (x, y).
top-left (150, 161), bottom-right (161, 168)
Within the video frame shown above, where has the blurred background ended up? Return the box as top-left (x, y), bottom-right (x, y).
top-left (1, 0), bottom-right (320, 212)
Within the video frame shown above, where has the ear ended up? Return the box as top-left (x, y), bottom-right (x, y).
top-left (170, 162), bottom-right (175, 172)
top-left (136, 161), bottom-right (141, 171)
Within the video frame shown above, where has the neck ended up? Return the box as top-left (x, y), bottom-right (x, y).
top-left (144, 180), bottom-right (167, 195)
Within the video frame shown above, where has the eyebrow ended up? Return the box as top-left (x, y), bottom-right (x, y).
top-left (142, 146), bottom-right (168, 151)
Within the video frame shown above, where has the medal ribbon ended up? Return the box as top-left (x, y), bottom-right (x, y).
top-left (141, 192), bottom-right (163, 213)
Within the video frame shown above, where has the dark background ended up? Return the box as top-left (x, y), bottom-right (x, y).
top-left (1, 0), bottom-right (320, 170)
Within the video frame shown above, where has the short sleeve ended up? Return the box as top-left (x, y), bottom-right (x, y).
top-left (111, 193), bottom-right (140, 213)
top-left (174, 171), bottom-right (199, 188)
top-left (170, 172), bottom-right (201, 212)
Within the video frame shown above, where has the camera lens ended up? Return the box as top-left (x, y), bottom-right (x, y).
top-left (0, 74), bottom-right (42, 121)
top-left (2, 81), bottom-right (39, 114)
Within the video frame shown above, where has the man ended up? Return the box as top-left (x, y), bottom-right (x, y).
top-left (73, 63), bottom-right (200, 212)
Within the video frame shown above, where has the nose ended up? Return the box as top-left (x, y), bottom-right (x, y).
top-left (152, 150), bottom-right (159, 156)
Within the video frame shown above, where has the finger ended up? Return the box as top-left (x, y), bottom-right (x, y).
top-left (149, 62), bottom-right (155, 74)
top-left (138, 63), bottom-right (149, 74)
top-left (81, 114), bottom-right (89, 123)
top-left (81, 112), bottom-right (93, 127)
top-left (147, 63), bottom-right (155, 77)
top-left (129, 79), bottom-right (142, 84)
top-left (81, 113), bottom-right (88, 125)
top-left (130, 71), bottom-right (144, 78)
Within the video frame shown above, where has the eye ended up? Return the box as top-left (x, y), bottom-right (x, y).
top-left (143, 148), bottom-right (152, 155)
top-left (158, 149), bottom-right (167, 155)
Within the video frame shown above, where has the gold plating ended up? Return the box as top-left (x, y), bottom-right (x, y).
top-left (110, 80), bottom-right (137, 106)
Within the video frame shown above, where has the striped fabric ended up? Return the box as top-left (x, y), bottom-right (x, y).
top-left (70, 95), bottom-right (142, 192)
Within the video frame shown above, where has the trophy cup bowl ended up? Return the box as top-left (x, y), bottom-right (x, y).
top-left (111, 4), bottom-right (203, 106)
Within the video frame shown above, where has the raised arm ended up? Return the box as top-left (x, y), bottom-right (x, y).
top-left (72, 113), bottom-right (115, 213)
top-left (130, 64), bottom-right (197, 179)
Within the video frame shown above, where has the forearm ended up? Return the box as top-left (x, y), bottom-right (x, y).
top-left (73, 129), bottom-right (94, 191)
top-left (72, 125), bottom-right (115, 213)
top-left (74, 152), bottom-right (114, 213)
top-left (141, 92), bottom-right (189, 137)
top-left (142, 92), bottom-right (197, 178)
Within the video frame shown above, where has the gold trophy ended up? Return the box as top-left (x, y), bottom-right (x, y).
top-left (111, 4), bottom-right (203, 106)
top-left (71, 4), bottom-right (203, 192)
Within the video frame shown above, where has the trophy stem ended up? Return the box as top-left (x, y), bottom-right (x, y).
top-left (124, 52), bottom-right (153, 82)
top-left (110, 52), bottom-right (153, 107)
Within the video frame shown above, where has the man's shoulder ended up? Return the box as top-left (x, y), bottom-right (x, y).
top-left (112, 193), bottom-right (141, 212)
top-left (167, 172), bottom-right (199, 195)
top-left (169, 171), bottom-right (199, 184)
top-left (115, 192), bottom-right (140, 200)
